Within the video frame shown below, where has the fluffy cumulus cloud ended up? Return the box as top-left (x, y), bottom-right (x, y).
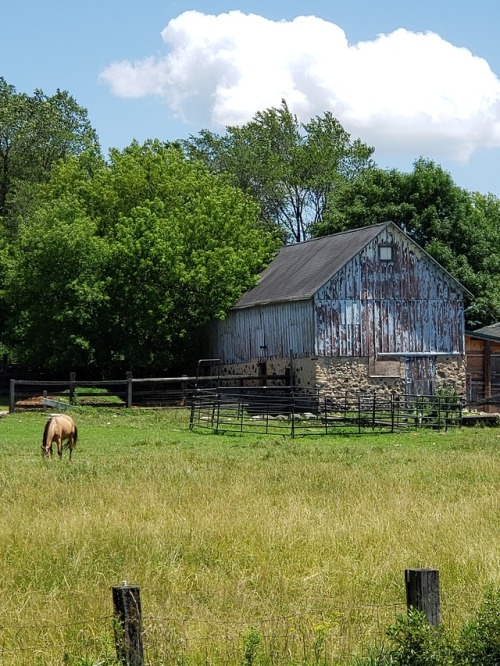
top-left (100, 10), bottom-right (500, 162)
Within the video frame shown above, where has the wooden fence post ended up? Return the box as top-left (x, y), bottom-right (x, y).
top-left (405, 568), bottom-right (440, 626)
top-left (9, 379), bottom-right (15, 413)
top-left (112, 582), bottom-right (144, 665)
top-left (69, 372), bottom-right (76, 404)
top-left (126, 373), bottom-right (133, 408)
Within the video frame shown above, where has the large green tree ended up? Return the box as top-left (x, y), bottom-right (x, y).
top-left (311, 158), bottom-right (500, 327)
top-left (3, 141), bottom-right (278, 373)
top-left (183, 100), bottom-right (375, 242)
top-left (0, 78), bottom-right (99, 231)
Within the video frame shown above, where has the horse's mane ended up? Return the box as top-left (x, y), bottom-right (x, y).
top-left (42, 418), bottom-right (52, 446)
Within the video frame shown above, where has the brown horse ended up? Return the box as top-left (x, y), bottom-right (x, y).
top-left (41, 414), bottom-right (78, 460)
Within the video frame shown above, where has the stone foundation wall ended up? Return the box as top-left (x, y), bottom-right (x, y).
top-left (316, 357), bottom-right (405, 397)
top-left (213, 357), bottom-right (317, 391)
top-left (214, 354), bottom-right (466, 397)
top-left (316, 355), bottom-right (466, 397)
top-left (214, 358), bottom-right (290, 387)
top-left (435, 355), bottom-right (467, 394)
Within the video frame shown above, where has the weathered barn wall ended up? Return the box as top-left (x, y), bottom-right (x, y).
top-left (208, 300), bottom-right (314, 364)
top-left (314, 225), bottom-right (465, 357)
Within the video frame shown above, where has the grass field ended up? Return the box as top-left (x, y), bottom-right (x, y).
top-left (0, 405), bottom-right (498, 665)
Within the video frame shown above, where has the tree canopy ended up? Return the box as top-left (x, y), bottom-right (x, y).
top-left (2, 141), bottom-right (278, 373)
top-left (183, 100), bottom-right (375, 242)
top-left (0, 78), bottom-right (99, 231)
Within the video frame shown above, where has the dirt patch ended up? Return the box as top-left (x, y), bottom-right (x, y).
top-left (15, 395), bottom-right (55, 406)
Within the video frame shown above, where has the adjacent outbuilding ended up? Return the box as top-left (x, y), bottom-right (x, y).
top-left (465, 322), bottom-right (500, 412)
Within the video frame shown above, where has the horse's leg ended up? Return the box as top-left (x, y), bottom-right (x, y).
top-left (69, 436), bottom-right (73, 461)
top-left (57, 436), bottom-right (63, 459)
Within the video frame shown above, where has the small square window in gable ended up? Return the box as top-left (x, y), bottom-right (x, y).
top-left (379, 245), bottom-right (393, 262)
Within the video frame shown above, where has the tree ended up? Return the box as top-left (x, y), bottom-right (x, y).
top-left (3, 141), bottom-right (278, 373)
top-left (183, 100), bottom-right (374, 242)
top-left (3, 196), bottom-right (110, 370)
top-left (0, 78), bottom-right (99, 231)
top-left (311, 158), bottom-right (500, 327)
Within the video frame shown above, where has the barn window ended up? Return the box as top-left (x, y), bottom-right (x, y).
top-left (379, 245), bottom-right (393, 261)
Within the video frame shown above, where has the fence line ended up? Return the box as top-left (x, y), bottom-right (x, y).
top-left (0, 569), bottom-right (443, 665)
top-left (7, 374), bottom-right (288, 412)
top-left (0, 605), bottom-right (405, 665)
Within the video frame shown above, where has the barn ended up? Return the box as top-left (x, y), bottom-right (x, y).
top-left (207, 222), bottom-right (471, 397)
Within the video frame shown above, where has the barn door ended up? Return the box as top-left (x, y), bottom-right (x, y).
top-left (255, 327), bottom-right (266, 359)
top-left (405, 356), bottom-right (436, 396)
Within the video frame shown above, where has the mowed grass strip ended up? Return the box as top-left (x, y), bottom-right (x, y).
top-left (0, 408), bottom-right (498, 664)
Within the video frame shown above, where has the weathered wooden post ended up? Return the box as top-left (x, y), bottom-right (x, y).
top-left (181, 374), bottom-right (188, 403)
top-left (69, 372), bottom-right (76, 404)
top-left (9, 379), bottom-right (15, 413)
top-left (126, 373), bottom-right (133, 408)
top-left (405, 568), bottom-right (440, 626)
top-left (112, 581), bottom-right (144, 665)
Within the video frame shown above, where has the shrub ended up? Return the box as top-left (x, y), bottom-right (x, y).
top-left (353, 590), bottom-right (500, 666)
top-left (454, 589), bottom-right (500, 665)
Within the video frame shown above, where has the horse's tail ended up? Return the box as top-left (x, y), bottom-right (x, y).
top-left (73, 424), bottom-right (78, 447)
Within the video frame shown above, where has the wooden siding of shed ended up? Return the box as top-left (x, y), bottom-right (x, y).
top-left (314, 226), bottom-right (465, 357)
top-left (208, 300), bottom-right (314, 363)
top-left (466, 335), bottom-right (500, 404)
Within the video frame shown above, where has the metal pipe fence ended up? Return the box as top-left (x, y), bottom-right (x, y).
top-left (190, 388), bottom-right (463, 436)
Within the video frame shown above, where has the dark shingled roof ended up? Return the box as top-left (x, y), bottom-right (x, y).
top-left (234, 222), bottom-right (389, 309)
top-left (467, 323), bottom-right (500, 341)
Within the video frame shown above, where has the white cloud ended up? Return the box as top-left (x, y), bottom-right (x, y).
top-left (99, 10), bottom-right (500, 162)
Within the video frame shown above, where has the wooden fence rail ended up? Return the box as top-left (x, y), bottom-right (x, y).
top-left (8, 374), bottom-right (288, 412)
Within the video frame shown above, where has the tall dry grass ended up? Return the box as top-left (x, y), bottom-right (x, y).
top-left (0, 409), bottom-right (498, 664)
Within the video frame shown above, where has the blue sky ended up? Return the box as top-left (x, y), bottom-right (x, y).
top-left (2, 0), bottom-right (500, 197)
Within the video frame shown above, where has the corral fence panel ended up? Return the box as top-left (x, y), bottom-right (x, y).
top-left (189, 388), bottom-right (463, 436)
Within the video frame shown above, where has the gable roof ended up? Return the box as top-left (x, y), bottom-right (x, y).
top-left (234, 221), bottom-right (471, 310)
top-left (235, 223), bottom-right (388, 309)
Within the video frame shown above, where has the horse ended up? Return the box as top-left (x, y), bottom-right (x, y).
top-left (41, 414), bottom-right (78, 460)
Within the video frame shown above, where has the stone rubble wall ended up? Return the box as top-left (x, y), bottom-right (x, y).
top-left (435, 355), bottom-right (467, 393)
top-left (214, 355), bottom-right (466, 397)
top-left (316, 357), bottom-right (403, 397)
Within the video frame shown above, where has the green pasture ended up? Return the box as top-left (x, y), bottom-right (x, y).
top-left (0, 405), bottom-right (498, 665)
